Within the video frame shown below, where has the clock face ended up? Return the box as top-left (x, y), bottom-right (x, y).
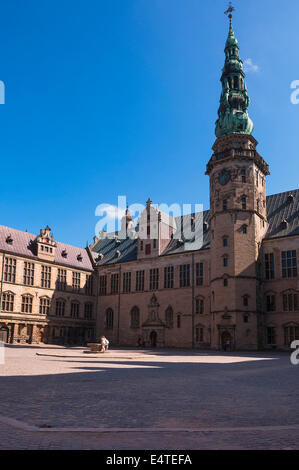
top-left (218, 169), bottom-right (231, 186)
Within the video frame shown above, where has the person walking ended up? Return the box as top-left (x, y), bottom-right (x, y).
top-left (100, 336), bottom-right (106, 353)
top-left (103, 336), bottom-right (109, 352)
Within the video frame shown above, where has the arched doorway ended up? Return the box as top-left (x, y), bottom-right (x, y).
top-left (150, 331), bottom-right (157, 348)
top-left (221, 331), bottom-right (232, 351)
top-left (0, 327), bottom-right (9, 344)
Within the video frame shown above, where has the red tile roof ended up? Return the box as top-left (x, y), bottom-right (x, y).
top-left (0, 225), bottom-right (93, 271)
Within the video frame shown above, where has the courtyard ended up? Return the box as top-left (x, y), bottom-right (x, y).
top-left (0, 344), bottom-right (299, 450)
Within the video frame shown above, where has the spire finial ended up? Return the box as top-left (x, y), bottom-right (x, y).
top-left (225, 2), bottom-right (235, 29)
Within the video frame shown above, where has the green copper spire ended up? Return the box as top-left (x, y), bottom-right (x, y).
top-left (215, 8), bottom-right (254, 139)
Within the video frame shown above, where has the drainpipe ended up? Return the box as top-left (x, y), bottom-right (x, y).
top-left (117, 264), bottom-right (122, 345)
top-left (95, 269), bottom-right (99, 342)
top-left (0, 252), bottom-right (5, 313)
top-left (192, 253), bottom-right (195, 349)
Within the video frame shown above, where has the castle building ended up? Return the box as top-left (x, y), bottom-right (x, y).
top-left (90, 16), bottom-right (299, 351)
top-left (0, 225), bottom-right (96, 345)
top-left (0, 14), bottom-right (298, 351)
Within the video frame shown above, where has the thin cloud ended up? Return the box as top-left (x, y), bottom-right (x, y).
top-left (97, 204), bottom-right (126, 221)
top-left (243, 58), bottom-right (259, 73)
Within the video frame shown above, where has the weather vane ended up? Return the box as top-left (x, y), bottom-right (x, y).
top-left (224, 2), bottom-right (235, 23)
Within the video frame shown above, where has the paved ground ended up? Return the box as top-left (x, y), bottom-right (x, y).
top-left (0, 344), bottom-right (298, 450)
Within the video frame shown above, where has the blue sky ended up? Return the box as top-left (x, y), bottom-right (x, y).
top-left (0, 0), bottom-right (298, 247)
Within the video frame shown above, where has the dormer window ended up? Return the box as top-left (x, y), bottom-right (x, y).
top-left (203, 222), bottom-right (209, 232)
top-left (6, 235), bottom-right (13, 245)
top-left (288, 194), bottom-right (294, 203)
top-left (62, 250), bottom-right (68, 258)
top-left (281, 219), bottom-right (288, 230)
top-left (77, 254), bottom-right (83, 262)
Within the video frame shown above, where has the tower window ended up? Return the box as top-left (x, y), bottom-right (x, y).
top-left (243, 296), bottom-right (249, 307)
top-left (241, 169), bottom-right (246, 183)
top-left (223, 237), bottom-right (228, 247)
top-left (241, 196), bottom-right (247, 210)
top-left (223, 199), bottom-right (228, 211)
top-left (223, 257), bottom-right (228, 268)
top-left (224, 278), bottom-right (228, 287)
top-left (242, 225), bottom-right (247, 234)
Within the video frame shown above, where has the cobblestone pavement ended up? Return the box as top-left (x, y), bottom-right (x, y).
top-left (0, 345), bottom-right (298, 450)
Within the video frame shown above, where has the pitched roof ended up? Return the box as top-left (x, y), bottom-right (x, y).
top-left (265, 189), bottom-right (299, 239)
top-left (91, 189), bottom-right (299, 266)
top-left (0, 225), bottom-right (93, 271)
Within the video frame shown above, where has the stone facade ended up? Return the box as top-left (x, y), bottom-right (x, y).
top-left (0, 226), bottom-right (96, 345)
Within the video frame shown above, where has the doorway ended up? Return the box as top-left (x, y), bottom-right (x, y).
top-left (0, 327), bottom-right (9, 344)
top-left (150, 331), bottom-right (157, 348)
top-left (221, 331), bottom-right (232, 351)
top-left (38, 331), bottom-right (44, 343)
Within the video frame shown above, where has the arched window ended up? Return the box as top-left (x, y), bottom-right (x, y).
top-left (131, 306), bottom-right (140, 329)
top-left (21, 295), bottom-right (33, 313)
top-left (106, 308), bottom-right (114, 329)
top-left (56, 299), bottom-right (65, 317)
top-left (40, 297), bottom-right (50, 315)
top-left (165, 306), bottom-right (174, 328)
top-left (2, 292), bottom-right (14, 312)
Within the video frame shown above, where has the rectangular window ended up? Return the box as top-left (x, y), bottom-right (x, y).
top-left (145, 244), bottom-right (151, 255)
top-left (284, 327), bottom-right (299, 346)
top-left (57, 268), bottom-right (67, 291)
top-left (123, 272), bottom-right (132, 293)
top-left (196, 327), bottom-right (204, 343)
top-left (265, 253), bottom-right (275, 280)
top-left (283, 293), bottom-right (299, 312)
top-left (4, 257), bottom-right (16, 283)
top-left (41, 265), bottom-right (51, 288)
top-left (21, 296), bottom-right (33, 313)
top-left (71, 302), bottom-right (80, 319)
top-left (85, 274), bottom-right (93, 295)
top-left (267, 327), bottom-right (276, 345)
top-left (149, 269), bottom-right (159, 291)
top-left (266, 295), bottom-right (276, 312)
top-left (23, 262), bottom-right (35, 286)
top-left (72, 271), bottom-right (81, 292)
top-left (196, 263), bottom-right (204, 286)
top-left (241, 169), bottom-right (246, 183)
top-left (84, 303), bottom-right (93, 320)
top-left (99, 275), bottom-right (107, 295)
top-left (111, 273), bottom-right (119, 294)
top-left (39, 298), bottom-right (50, 315)
top-left (1, 292), bottom-right (14, 312)
top-left (196, 299), bottom-right (204, 315)
top-left (282, 251), bottom-right (297, 278)
top-left (223, 258), bottom-right (228, 268)
top-left (223, 200), bottom-right (227, 211)
top-left (180, 265), bottom-right (190, 288)
top-left (164, 266), bottom-right (174, 289)
top-left (136, 271), bottom-right (145, 292)
top-left (56, 300), bottom-right (65, 317)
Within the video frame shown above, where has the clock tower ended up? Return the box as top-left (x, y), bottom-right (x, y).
top-left (206, 9), bottom-right (270, 350)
